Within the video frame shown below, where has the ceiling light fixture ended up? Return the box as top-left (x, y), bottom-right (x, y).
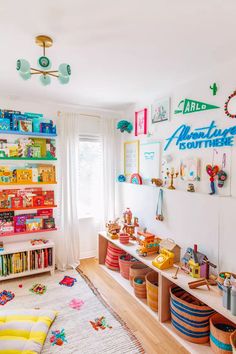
top-left (16, 35), bottom-right (71, 86)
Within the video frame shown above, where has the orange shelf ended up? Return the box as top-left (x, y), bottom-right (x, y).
top-left (0, 228), bottom-right (57, 237)
top-left (0, 205), bottom-right (57, 213)
top-left (0, 182), bottom-right (57, 186)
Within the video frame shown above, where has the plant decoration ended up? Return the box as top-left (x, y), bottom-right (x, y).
top-left (117, 120), bottom-right (133, 133)
top-left (224, 90), bottom-right (236, 118)
top-left (210, 83), bottom-right (218, 96)
top-left (50, 329), bottom-right (67, 346)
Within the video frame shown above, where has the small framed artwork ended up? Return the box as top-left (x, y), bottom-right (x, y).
top-left (140, 141), bottom-right (161, 183)
top-left (152, 97), bottom-right (170, 124)
top-left (180, 157), bottom-right (201, 181)
top-left (135, 108), bottom-right (147, 136)
top-left (124, 140), bottom-right (139, 176)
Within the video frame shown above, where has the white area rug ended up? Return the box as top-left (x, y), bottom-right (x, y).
top-left (0, 269), bottom-right (144, 354)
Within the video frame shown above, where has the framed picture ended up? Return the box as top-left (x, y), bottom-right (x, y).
top-left (152, 97), bottom-right (170, 123)
top-left (180, 157), bottom-right (201, 181)
top-left (140, 141), bottom-right (161, 183)
top-left (124, 140), bottom-right (139, 176)
top-left (135, 108), bottom-right (147, 136)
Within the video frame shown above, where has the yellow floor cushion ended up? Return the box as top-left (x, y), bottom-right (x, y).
top-left (0, 309), bottom-right (57, 354)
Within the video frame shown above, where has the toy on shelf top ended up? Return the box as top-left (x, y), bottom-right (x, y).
top-left (0, 110), bottom-right (56, 135)
top-left (122, 208), bottom-right (139, 240)
top-left (106, 218), bottom-right (121, 240)
top-left (181, 244), bottom-right (217, 279)
top-left (0, 164), bottom-right (56, 184)
top-left (136, 230), bottom-right (161, 257)
top-left (0, 137), bottom-right (56, 160)
top-left (159, 238), bottom-right (180, 262)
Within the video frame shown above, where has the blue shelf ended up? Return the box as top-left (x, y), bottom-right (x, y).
top-left (0, 130), bottom-right (57, 137)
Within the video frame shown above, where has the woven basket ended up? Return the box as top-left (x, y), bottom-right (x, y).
top-left (170, 286), bottom-right (215, 344)
top-left (105, 242), bottom-right (126, 271)
top-left (146, 271), bottom-right (158, 312)
top-left (133, 275), bottom-right (147, 299)
top-left (210, 313), bottom-right (236, 353)
top-left (119, 233), bottom-right (130, 245)
top-left (119, 254), bottom-right (136, 280)
top-left (129, 262), bottom-right (150, 287)
top-left (230, 331), bottom-right (236, 354)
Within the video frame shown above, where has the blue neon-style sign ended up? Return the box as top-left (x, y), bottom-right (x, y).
top-left (164, 120), bottom-right (236, 151)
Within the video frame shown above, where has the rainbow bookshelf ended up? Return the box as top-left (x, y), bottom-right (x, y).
top-left (0, 111), bottom-right (57, 280)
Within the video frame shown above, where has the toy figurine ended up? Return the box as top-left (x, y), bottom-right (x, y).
top-left (187, 183), bottom-right (195, 192)
top-left (136, 231), bottom-right (161, 257)
top-left (106, 218), bottom-right (121, 239)
top-left (123, 208), bottom-right (132, 224)
top-left (206, 164), bottom-right (219, 195)
top-left (122, 208), bottom-right (139, 240)
top-left (182, 244), bottom-right (216, 279)
top-left (167, 168), bottom-right (179, 190)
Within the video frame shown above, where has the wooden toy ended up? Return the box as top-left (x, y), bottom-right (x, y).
top-left (159, 238), bottom-right (181, 262)
top-left (172, 265), bottom-right (180, 279)
top-left (122, 208), bottom-right (139, 240)
top-left (151, 178), bottom-right (163, 187)
top-left (152, 249), bottom-right (175, 270)
top-left (167, 168), bottom-right (179, 190)
top-left (106, 218), bottom-right (121, 239)
top-left (188, 278), bottom-right (210, 290)
top-left (137, 231), bottom-right (161, 257)
top-left (182, 244), bottom-right (217, 279)
top-left (187, 183), bottom-right (195, 192)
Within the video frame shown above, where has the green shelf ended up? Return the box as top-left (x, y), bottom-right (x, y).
top-left (0, 157), bottom-right (57, 161)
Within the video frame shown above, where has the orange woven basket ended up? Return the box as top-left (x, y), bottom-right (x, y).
top-left (119, 254), bottom-right (136, 280)
top-left (146, 271), bottom-right (158, 312)
top-left (105, 242), bottom-right (126, 271)
top-left (129, 262), bottom-right (150, 287)
top-left (133, 275), bottom-right (147, 299)
top-left (210, 313), bottom-right (236, 353)
top-left (230, 331), bottom-right (236, 354)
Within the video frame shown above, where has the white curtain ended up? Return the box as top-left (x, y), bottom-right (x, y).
top-left (56, 112), bottom-right (80, 270)
top-left (102, 118), bottom-right (117, 223)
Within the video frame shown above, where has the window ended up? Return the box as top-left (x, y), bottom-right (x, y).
top-left (78, 136), bottom-right (103, 218)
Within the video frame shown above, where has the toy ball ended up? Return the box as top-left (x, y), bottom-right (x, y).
top-left (118, 174), bottom-right (126, 182)
top-left (117, 120), bottom-right (133, 133)
top-left (135, 278), bottom-right (143, 284)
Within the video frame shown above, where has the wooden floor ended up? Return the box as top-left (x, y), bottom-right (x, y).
top-left (79, 258), bottom-right (189, 354)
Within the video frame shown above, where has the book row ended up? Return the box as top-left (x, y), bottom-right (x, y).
top-left (0, 110), bottom-right (56, 134)
top-left (0, 188), bottom-right (55, 209)
top-left (0, 137), bottom-right (56, 159)
top-left (0, 209), bottom-right (55, 234)
top-left (0, 164), bottom-right (56, 184)
top-left (0, 248), bottom-right (53, 276)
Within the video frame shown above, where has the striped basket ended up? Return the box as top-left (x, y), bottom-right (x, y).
top-left (133, 275), bottom-right (147, 299)
top-left (170, 286), bottom-right (215, 344)
top-left (119, 233), bottom-right (130, 245)
top-left (146, 271), bottom-right (158, 312)
top-left (119, 254), bottom-right (136, 280)
top-left (129, 262), bottom-right (151, 287)
top-left (230, 331), bottom-right (236, 354)
top-left (105, 242), bottom-right (126, 271)
top-left (210, 313), bottom-right (236, 353)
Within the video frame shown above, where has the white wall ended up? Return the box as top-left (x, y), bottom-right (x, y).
top-left (0, 96), bottom-right (121, 260)
top-left (117, 62), bottom-right (236, 272)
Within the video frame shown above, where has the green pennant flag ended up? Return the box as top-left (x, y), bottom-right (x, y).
top-left (174, 99), bottom-right (220, 115)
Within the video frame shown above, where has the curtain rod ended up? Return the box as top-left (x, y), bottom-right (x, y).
top-left (57, 111), bottom-right (101, 118)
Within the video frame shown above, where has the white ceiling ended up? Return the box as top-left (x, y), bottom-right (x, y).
top-left (0, 0), bottom-right (235, 110)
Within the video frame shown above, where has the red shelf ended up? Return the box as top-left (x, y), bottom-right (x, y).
top-left (0, 205), bottom-right (57, 213)
top-left (0, 228), bottom-right (57, 237)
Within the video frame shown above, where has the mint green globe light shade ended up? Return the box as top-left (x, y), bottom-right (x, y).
top-left (40, 74), bottom-right (51, 86)
top-left (38, 56), bottom-right (52, 70)
top-left (19, 71), bottom-right (31, 80)
top-left (58, 63), bottom-right (71, 76)
top-left (16, 59), bottom-right (30, 73)
top-left (58, 73), bottom-right (70, 84)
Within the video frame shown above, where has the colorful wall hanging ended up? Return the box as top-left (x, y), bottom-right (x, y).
top-left (174, 98), bottom-right (219, 115)
top-left (224, 90), bottom-right (236, 118)
top-left (117, 120), bottom-right (133, 133)
top-left (164, 121), bottom-right (236, 151)
top-left (135, 108), bottom-right (147, 136)
top-left (139, 141), bottom-right (161, 182)
top-left (180, 158), bottom-right (201, 181)
top-left (151, 97), bottom-right (170, 123)
top-left (124, 140), bottom-right (139, 176)
top-left (130, 173), bottom-right (142, 184)
top-left (206, 164), bottom-right (219, 195)
top-left (210, 83), bottom-right (218, 96)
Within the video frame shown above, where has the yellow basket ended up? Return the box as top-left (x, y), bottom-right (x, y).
top-left (146, 271), bottom-right (158, 312)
